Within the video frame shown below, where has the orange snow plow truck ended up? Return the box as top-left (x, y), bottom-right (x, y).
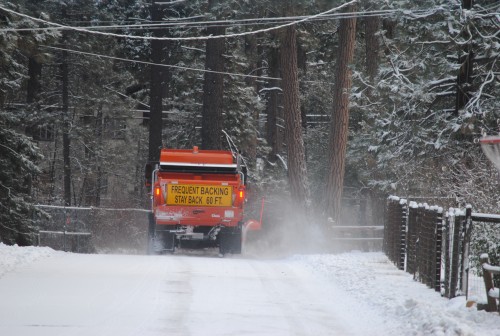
top-left (145, 146), bottom-right (260, 255)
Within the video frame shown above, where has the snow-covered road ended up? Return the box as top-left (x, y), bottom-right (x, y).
top-left (0, 244), bottom-right (499, 335)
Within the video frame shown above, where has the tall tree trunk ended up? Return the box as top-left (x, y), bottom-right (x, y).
top-left (94, 105), bottom-right (104, 207)
top-left (148, 0), bottom-right (166, 162)
top-left (280, 24), bottom-right (309, 208)
top-left (48, 129), bottom-right (59, 204)
top-left (364, 16), bottom-right (379, 83)
top-left (325, 5), bottom-right (357, 224)
top-left (455, 0), bottom-right (474, 115)
top-left (245, 34), bottom-right (258, 163)
top-left (265, 45), bottom-right (282, 161)
top-left (382, 19), bottom-right (396, 56)
top-left (201, 2), bottom-right (225, 150)
top-left (245, 35), bottom-right (258, 88)
top-left (61, 28), bottom-right (72, 207)
top-left (27, 56), bottom-right (42, 104)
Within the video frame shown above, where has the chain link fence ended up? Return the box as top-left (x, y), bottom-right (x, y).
top-left (34, 205), bottom-right (150, 254)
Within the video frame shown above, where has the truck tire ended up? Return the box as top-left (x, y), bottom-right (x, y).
top-left (219, 226), bottom-right (242, 255)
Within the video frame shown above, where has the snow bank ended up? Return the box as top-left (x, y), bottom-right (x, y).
top-left (293, 252), bottom-right (500, 336)
top-left (0, 243), bottom-right (57, 278)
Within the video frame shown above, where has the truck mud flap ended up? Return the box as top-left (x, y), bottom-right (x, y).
top-left (149, 225), bottom-right (176, 254)
top-left (219, 227), bottom-right (242, 255)
top-left (161, 231), bottom-right (176, 252)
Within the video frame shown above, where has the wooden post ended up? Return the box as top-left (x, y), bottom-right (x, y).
top-left (480, 254), bottom-right (498, 312)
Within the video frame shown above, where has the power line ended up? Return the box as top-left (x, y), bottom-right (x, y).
top-left (40, 45), bottom-right (335, 86)
top-left (0, 7), bottom-right (445, 33)
top-left (0, 1), bottom-right (359, 41)
top-left (41, 45), bottom-right (280, 80)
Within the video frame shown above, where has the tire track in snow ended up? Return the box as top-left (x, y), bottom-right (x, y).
top-left (160, 255), bottom-right (193, 336)
top-left (248, 259), bottom-right (354, 335)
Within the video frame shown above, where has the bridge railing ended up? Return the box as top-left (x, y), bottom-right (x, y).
top-left (384, 196), bottom-right (473, 298)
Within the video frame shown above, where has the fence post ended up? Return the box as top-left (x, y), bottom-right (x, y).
top-left (443, 211), bottom-right (451, 297)
top-left (407, 202), bottom-right (418, 276)
top-left (461, 206), bottom-right (472, 298)
top-left (385, 197), bottom-right (397, 264)
top-left (480, 254), bottom-right (498, 312)
top-left (398, 198), bottom-right (407, 271)
top-left (423, 204), bottom-right (431, 287)
top-left (415, 204), bottom-right (424, 283)
top-left (416, 204), bottom-right (430, 286)
top-left (449, 210), bottom-right (462, 298)
top-left (384, 196), bottom-right (407, 270)
top-left (434, 206), bottom-right (443, 292)
top-left (425, 205), bottom-right (435, 289)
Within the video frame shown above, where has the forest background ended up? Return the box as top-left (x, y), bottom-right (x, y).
top-left (0, 0), bottom-right (498, 255)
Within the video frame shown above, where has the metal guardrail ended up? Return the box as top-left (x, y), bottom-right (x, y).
top-left (330, 226), bottom-right (384, 241)
top-left (37, 230), bottom-right (93, 253)
top-left (472, 213), bottom-right (500, 223)
top-left (39, 230), bottom-right (92, 236)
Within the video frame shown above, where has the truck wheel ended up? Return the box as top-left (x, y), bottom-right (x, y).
top-left (219, 226), bottom-right (242, 255)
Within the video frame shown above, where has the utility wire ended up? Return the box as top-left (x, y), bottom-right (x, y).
top-left (0, 7), bottom-right (444, 33)
top-left (40, 45), bottom-right (335, 85)
top-left (41, 45), bottom-right (280, 80)
top-left (0, 1), bottom-right (358, 41)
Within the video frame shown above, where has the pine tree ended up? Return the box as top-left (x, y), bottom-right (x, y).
top-left (0, 3), bottom-right (57, 244)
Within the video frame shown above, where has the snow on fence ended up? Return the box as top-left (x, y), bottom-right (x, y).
top-left (384, 196), bottom-right (481, 299)
top-left (384, 196), bottom-right (466, 298)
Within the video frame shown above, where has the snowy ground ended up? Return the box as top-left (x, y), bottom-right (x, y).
top-left (0, 243), bottom-right (499, 335)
